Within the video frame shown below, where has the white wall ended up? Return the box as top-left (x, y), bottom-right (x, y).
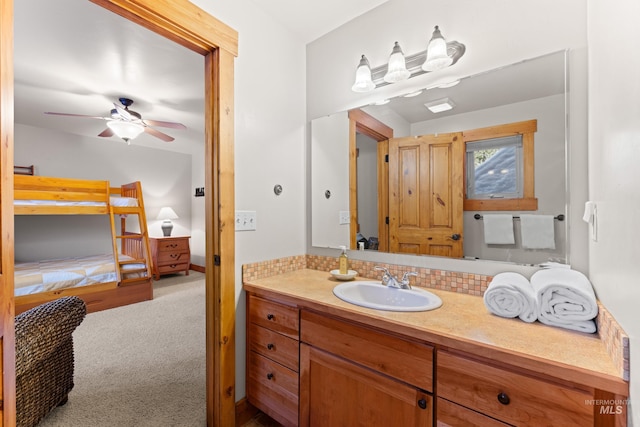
top-left (588, 0), bottom-right (640, 423)
top-left (190, 0), bottom-right (307, 400)
top-left (306, 0), bottom-right (589, 277)
top-left (14, 124), bottom-right (192, 260)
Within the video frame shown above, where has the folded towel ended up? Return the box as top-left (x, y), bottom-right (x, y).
top-left (520, 214), bottom-right (555, 249)
top-left (483, 272), bottom-right (537, 322)
top-left (530, 268), bottom-right (598, 333)
top-left (483, 214), bottom-right (515, 244)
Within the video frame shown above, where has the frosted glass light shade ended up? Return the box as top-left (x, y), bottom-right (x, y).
top-left (107, 120), bottom-right (145, 142)
top-left (422, 26), bottom-right (454, 72)
top-left (383, 42), bottom-right (410, 83)
top-left (352, 54), bottom-right (375, 92)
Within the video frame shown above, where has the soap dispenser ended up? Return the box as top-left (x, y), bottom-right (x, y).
top-left (339, 245), bottom-right (349, 275)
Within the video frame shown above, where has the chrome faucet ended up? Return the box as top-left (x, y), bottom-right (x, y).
top-left (374, 267), bottom-right (417, 289)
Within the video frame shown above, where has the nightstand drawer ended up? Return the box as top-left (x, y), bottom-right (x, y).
top-left (156, 239), bottom-right (189, 252)
top-left (249, 323), bottom-right (299, 371)
top-left (156, 251), bottom-right (189, 264)
top-left (157, 263), bottom-right (189, 274)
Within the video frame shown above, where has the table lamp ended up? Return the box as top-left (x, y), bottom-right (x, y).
top-left (157, 207), bottom-right (179, 236)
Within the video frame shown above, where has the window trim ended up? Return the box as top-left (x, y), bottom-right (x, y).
top-left (463, 120), bottom-right (538, 211)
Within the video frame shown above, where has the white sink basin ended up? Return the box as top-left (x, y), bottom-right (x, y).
top-left (333, 281), bottom-right (442, 312)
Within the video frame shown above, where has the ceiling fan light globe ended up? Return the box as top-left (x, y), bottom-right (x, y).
top-left (107, 120), bottom-right (144, 141)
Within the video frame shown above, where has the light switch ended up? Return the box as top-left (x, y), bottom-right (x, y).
top-left (235, 210), bottom-right (257, 231)
top-left (339, 211), bottom-right (350, 225)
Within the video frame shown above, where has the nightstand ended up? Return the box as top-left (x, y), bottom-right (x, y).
top-left (149, 236), bottom-right (191, 280)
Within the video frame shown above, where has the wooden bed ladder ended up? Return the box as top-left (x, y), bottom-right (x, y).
top-left (108, 182), bottom-right (153, 286)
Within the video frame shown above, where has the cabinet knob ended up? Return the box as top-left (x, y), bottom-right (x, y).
top-left (497, 392), bottom-right (510, 405)
top-left (266, 314), bottom-right (275, 320)
top-left (417, 398), bottom-right (428, 410)
top-left (267, 343), bottom-right (274, 350)
top-left (266, 373), bottom-right (274, 380)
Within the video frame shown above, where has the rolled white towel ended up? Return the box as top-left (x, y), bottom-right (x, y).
top-left (483, 272), bottom-right (537, 322)
top-left (531, 268), bottom-right (598, 333)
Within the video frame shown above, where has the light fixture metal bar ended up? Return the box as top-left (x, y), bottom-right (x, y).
top-left (370, 41), bottom-right (466, 89)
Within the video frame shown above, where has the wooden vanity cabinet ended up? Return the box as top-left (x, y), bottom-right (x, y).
top-left (246, 295), bottom-right (300, 427)
top-left (299, 310), bottom-right (434, 427)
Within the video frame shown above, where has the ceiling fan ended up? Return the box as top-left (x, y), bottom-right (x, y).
top-left (45, 97), bottom-right (187, 143)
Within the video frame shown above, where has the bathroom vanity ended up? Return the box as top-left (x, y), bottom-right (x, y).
top-left (244, 269), bottom-right (628, 427)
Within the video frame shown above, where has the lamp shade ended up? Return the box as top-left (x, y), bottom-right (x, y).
top-left (383, 41), bottom-right (410, 83)
top-left (157, 207), bottom-right (179, 220)
top-left (351, 54), bottom-right (375, 93)
top-left (107, 120), bottom-right (145, 143)
top-left (422, 26), bottom-right (454, 72)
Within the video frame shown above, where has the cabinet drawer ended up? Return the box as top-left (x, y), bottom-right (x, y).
top-left (249, 295), bottom-right (299, 339)
top-left (436, 398), bottom-right (510, 427)
top-left (156, 251), bottom-right (189, 264)
top-left (249, 323), bottom-right (299, 371)
top-left (437, 352), bottom-right (593, 426)
top-left (300, 310), bottom-right (433, 392)
top-left (156, 239), bottom-right (189, 252)
top-left (157, 263), bottom-right (189, 274)
top-left (248, 351), bottom-right (298, 427)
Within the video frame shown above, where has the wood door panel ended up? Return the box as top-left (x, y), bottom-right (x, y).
top-left (389, 133), bottom-right (464, 257)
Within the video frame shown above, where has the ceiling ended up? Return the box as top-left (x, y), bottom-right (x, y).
top-left (14, 0), bottom-right (561, 157)
top-left (13, 0), bottom-right (388, 155)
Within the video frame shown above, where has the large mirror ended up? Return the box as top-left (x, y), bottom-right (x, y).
top-left (311, 50), bottom-right (568, 266)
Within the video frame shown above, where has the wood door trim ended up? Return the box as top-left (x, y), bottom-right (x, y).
top-left (348, 109), bottom-right (393, 249)
top-left (1, 1), bottom-right (237, 426)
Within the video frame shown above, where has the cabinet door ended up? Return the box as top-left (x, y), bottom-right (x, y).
top-left (300, 343), bottom-right (432, 427)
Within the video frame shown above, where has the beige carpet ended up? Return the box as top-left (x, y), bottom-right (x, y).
top-left (39, 272), bottom-right (207, 427)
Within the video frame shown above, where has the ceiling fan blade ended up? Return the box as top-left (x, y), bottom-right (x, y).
top-left (113, 102), bottom-right (133, 121)
top-left (98, 128), bottom-right (114, 138)
top-left (144, 126), bottom-right (174, 142)
top-left (142, 119), bottom-right (187, 130)
top-left (45, 112), bottom-right (108, 120)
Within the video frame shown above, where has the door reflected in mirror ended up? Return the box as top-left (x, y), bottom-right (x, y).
top-left (311, 50), bottom-right (568, 266)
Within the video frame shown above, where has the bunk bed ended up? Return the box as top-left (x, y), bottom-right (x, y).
top-left (13, 174), bottom-right (154, 314)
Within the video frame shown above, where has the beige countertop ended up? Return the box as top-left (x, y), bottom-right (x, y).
top-left (244, 268), bottom-right (628, 396)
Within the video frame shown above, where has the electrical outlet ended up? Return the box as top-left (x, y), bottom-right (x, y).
top-left (339, 211), bottom-right (350, 225)
top-left (194, 187), bottom-right (205, 197)
top-left (235, 210), bottom-right (257, 231)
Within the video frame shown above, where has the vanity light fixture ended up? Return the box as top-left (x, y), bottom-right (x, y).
top-left (106, 120), bottom-right (145, 144)
top-left (425, 97), bottom-right (456, 113)
top-left (383, 42), bottom-right (411, 83)
top-left (351, 55), bottom-right (376, 92)
top-left (351, 25), bottom-right (465, 93)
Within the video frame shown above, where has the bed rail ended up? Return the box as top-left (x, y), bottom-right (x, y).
top-left (14, 175), bottom-right (111, 215)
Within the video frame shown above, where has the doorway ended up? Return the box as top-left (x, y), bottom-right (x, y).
top-left (0, 1), bottom-right (238, 426)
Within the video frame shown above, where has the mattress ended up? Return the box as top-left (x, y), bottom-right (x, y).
top-left (14, 196), bottom-right (138, 207)
top-left (15, 253), bottom-right (146, 296)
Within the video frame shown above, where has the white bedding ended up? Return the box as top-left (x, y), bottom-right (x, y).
top-left (14, 196), bottom-right (138, 207)
top-left (15, 253), bottom-right (146, 296)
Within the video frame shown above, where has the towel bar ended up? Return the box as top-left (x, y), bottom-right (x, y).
top-left (474, 214), bottom-right (564, 221)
